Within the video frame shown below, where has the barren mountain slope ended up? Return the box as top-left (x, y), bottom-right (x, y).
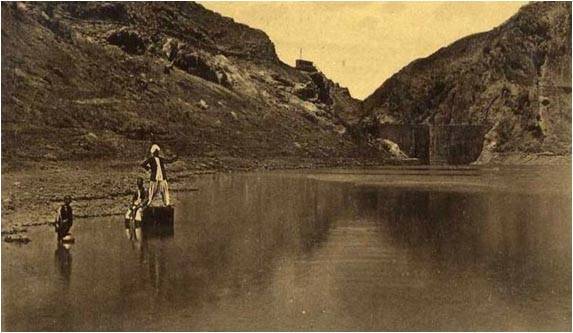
top-left (1, 2), bottom-right (363, 163)
top-left (362, 2), bottom-right (571, 163)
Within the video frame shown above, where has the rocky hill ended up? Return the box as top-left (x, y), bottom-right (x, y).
top-left (1, 2), bottom-right (363, 163)
top-left (362, 2), bottom-right (571, 163)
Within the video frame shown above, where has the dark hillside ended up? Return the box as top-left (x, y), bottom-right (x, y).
top-left (2, 2), bottom-right (363, 163)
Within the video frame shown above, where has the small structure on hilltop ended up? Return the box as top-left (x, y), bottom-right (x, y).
top-left (295, 59), bottom-right (317, 72)
top-left (295, 48), bottom-right (318, 72)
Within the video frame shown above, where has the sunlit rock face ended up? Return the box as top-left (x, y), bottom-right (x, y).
top-left (362, 2), bottom-right (571, 163)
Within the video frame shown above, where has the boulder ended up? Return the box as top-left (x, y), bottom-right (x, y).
top-left (162, 38), bottom-right (179, 61)
top-left (174, 50), bottom-right (231, 87)
top-left (43, 152), bottom-right (58, 161)
top-left (379, 139), bottom-right (409, 159)
top-left (309, 72), bottom-right (333, 105)
top-left (107, 27), bottom-right (146, 55)
top-left (271, 74), bottom-right (294, 87)
top-left (4, 235), bottom-right (31, 244)
top-left (2, 197), bottom-right (15, 211)
top-left (198, 99), bottom-right (209, 110)
top-left (294, 82), bottom-right (317, 100)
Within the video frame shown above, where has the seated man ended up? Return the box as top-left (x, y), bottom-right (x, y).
top-left (141, 144), bottom-right (178, 207)
top-left (124, 177), bottom-right (147, 239)
top-left (54, 195), bottom-right (73, 241)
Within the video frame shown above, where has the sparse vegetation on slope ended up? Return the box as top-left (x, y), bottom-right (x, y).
top-left (1, 2), bottom-right (364, 164)
top-left (361, 2), bottom-right (571, 163)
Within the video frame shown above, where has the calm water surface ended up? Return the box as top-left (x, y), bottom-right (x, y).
top-left (2, 167), bottom-right (571, 331)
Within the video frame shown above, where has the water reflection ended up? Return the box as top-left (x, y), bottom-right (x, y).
top-left (376, 189), bottom-right (571, 292)
top-left (54, 243), bottom-right (73, 286)
top-left (349, 188), bottom-right (571, 330)
top-left (141, 238), bottom-right (166, 295)
top-left (122, 223), bottom-right (172, 295)
top-left (2, 170), bottom-right (571, 331)
top-left (125, 223), bottom-right (142, 242)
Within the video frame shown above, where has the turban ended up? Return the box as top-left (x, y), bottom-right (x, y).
top-left (150, 144), bottom-right (161, 154)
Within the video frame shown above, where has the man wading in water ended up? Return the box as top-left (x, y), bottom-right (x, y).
top-left (124, 177), bottom-right (147, 240)
top-left (54, 195), bottom-right (73, 242)
top-left (141, 144), bottom-right (178, 207)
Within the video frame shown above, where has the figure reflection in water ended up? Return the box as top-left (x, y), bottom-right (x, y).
top-left (139, 237), bottom-right (165, 295)
top-left (54, 242), bottom-right (72, 286)
top-left (125, 221), bottom-right (143, 243)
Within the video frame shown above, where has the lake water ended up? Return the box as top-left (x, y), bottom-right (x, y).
top-left (2, 167), bottom-right (571, 331)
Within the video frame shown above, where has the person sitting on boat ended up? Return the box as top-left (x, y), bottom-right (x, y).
top-left (141, 144), bottom-right (178, 207)
top-left (54, 195), bottom-right (73, 241)
top-left (124, 177), bottom-right (147, 237)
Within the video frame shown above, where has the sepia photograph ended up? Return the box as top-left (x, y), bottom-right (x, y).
top-left (1, 1), bottom-right (571, 331)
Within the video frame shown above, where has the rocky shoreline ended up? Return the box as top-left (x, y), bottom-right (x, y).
top-left (3, 154), bottom-right (570, 244)
top-left (1, 156), bottom-right (398, 243)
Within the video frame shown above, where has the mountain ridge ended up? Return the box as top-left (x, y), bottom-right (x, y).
top-left (361, 2), bottom-right (571, 163)
top-left (1, 2), bottom-right (364, 163)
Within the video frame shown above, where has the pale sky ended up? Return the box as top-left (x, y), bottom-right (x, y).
top-left (201, 2), bottom-right (526, 99)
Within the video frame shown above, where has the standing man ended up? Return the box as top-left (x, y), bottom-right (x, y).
top-left (141, 144), bottom-right (178, 207)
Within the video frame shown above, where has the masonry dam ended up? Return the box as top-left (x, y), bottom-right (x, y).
top-left (379, 124), bottom-right (487, 165)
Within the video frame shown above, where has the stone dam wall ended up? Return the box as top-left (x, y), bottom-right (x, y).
top-left (379, 124), bottom-right (486, 165)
